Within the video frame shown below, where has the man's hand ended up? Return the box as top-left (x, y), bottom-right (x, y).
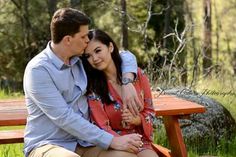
top-left (122, 108), bottom-right (141, 126)
top-left (121, 83), bottom-right (143, 116)
top-left (110, 134), bottom-right (143, 153)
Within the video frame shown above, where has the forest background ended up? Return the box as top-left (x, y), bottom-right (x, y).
top-left (0, 0), bottom-right (236, 90)
top-left (0, 0), bottom-right (236, 156)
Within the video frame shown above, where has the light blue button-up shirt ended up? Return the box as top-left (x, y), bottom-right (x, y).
top-left (23, 42), bottom-right (137, 157)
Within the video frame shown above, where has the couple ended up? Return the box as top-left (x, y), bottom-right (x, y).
top-left (23, 8), bottom-right (158, 157)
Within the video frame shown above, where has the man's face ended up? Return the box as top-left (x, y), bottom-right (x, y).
top-left (69, 25), bottom-right (89, 56)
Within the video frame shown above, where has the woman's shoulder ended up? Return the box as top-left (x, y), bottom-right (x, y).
top-left (137, 67), bottom-right (146, 79)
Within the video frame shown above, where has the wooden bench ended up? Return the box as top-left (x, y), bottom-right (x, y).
top-left (0, 93), bottom-right (206, 157)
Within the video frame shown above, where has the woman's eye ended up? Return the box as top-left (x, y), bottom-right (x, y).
top-left (95, 49), bottom-right (101, 53)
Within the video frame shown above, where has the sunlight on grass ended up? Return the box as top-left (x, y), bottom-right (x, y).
top-left (196, 75), bottom-right (236, 120)
top-left (0, 89), bottom-right (24, 100)
top-left (0, 144), bottom-right (24, 157)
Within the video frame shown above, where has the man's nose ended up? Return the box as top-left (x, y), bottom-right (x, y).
top-left (85, 36), bottom-right (90, 43)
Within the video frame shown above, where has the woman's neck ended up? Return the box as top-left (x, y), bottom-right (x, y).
top-left (104, 62), bottom-right (118, 84)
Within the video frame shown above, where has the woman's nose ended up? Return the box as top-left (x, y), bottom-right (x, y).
top-left (91, 54), bottom-right (98, 61)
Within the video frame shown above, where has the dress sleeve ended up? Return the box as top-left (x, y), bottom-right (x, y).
top-left (88, 95), bottom-right (120, 137)
top-left (137, 69), bottom-right (155, 142)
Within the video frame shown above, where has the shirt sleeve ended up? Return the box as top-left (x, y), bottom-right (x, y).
top-left (137, 69), bottom-right (155, 142)
top-left (119, 50), bottom-right (137, 75)
top-left (88, 96), bottom-right (120, 137)
top-left (24, 66), bottom-right (113, 149)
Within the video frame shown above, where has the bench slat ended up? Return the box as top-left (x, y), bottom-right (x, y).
top-left (0, 129), bottom-right (173, 157)
top-left (0, 129), bottom-right (24, 144)
top-left (0, 94), bottom-right (206, 157)
top-left (152, 143), bottom-right (172, 157)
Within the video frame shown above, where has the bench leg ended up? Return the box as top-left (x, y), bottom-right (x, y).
top-left (163, 116), bottom-right (187, 157)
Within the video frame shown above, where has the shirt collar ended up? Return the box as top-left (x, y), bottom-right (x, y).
top-left (46, 41), bottom-right (80, 70)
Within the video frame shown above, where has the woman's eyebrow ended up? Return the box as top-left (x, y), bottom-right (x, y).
top-left (94, 46), bottom-right (100, 51)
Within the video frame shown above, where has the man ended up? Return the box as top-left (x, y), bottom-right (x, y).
top-left (23, 8), bottom-right (142, 157)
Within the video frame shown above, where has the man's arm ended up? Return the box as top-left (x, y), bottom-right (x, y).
top-left (24, 66), bottom-right (142, 152)
top-left (24, 66), bottom-right (113, 149)
top-left (120, 50), bottom-right (143, 115)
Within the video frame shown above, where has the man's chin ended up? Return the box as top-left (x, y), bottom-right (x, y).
top-left (77, 51), bottom-right (84, 56)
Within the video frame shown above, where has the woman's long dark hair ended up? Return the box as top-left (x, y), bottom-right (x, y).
top-left (82, 29), bottom-right (122, 104)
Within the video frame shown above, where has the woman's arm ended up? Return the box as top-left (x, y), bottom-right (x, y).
top-left (137, 69), bottom-right (155, 141)
top-left (122, 69), bottom-right (155, 141)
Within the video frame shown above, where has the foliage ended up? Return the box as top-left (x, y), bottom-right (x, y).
top-left (0, 0), bottom-right (236, 90)
top-left (0, 89), bottom-right (23, 99)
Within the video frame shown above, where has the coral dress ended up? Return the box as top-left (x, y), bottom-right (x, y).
top-left (87, 69), bottom-right (156, 151)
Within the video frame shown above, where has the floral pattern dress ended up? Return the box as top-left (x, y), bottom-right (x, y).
top-left (87, 68), bottom-right (156, 151)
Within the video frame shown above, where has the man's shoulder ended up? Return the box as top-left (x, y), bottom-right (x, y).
top-left (26, 49), bottom-right (50, 70)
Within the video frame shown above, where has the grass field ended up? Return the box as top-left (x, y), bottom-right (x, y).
top-left (0, 75), bottom-right (235, 157)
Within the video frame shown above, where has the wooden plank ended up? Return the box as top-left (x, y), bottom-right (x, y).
top-left (152, 143), bottom-right (172, 157)
top-left (152, 94), bottom-right (206, 116)
top-left (0, 129), bottom-right (24, 144)
top-left (0, 94), bottom-right (206, 157)
top-left (0, 111), bottom-right (27, 126)
top-left (152, 93), bottom-right (205, 157)
top-left (0, 94), bottom-right (206, 125)
top-left (163, 116), bottom-right (187, 157)
top-left (0, 100), bottom-right (27, 126)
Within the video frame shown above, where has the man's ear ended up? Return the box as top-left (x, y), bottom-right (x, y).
top-left (62, 35), bottom-right (71, 45)
top-left (109, 42), bottom-right (114, 53)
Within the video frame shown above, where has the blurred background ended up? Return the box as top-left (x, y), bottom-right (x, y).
top-left (0, 0), bottom-right (235, 90)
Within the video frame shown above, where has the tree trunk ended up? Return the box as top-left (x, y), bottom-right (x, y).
top-left (185, 0), bottom-right (199, 86)
top-left (178, 0), bottom-right (188, 85)
top-left (120, 0), bottom-right (128, 50)
top-left (47, 0), bottom-right (57, 18)
top-left (233, 51), bottom-right (236, 76)
top-left (202, 0), bottom-right (212, 77)
top-left (70, 0), bottom-right (80, 9)
top-left (163, 0), bottom-right (171, 49)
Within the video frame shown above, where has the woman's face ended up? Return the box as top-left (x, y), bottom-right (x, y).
top-left (84, 40), bottom-right (113, 71)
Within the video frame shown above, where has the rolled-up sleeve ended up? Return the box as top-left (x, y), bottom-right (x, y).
top-left (120, 50), bottom-right (137, 74)
top-left (24, 66), bottom-right (113, 149)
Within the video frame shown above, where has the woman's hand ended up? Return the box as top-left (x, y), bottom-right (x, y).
top-left (122, 108), bottom-right (141, 126)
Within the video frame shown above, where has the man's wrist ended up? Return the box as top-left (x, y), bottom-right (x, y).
top-left (121, 77), bottom-right (134, 85)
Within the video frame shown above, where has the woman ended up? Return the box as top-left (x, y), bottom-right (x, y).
top-left (82, 29), bottom-right (158, 157)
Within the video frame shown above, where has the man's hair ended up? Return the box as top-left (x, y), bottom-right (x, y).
top-left (82, 29), bottom-right (122, 104)
top-left (50, 8), bottom-right (90, 43)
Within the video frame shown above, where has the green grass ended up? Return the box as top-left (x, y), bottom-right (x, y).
top-left (188, 75), bottom-right (236, 156)
top-left (196, 76), bottom-right (236, 120)
top-left (152, 74), bottom-right (236, 157)
top-left (0, 144), bottom-right (24, 157)
top-left (0, 89), bottom-right (23, 99)
top-left (153, 125), bottom-right (236, 157)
